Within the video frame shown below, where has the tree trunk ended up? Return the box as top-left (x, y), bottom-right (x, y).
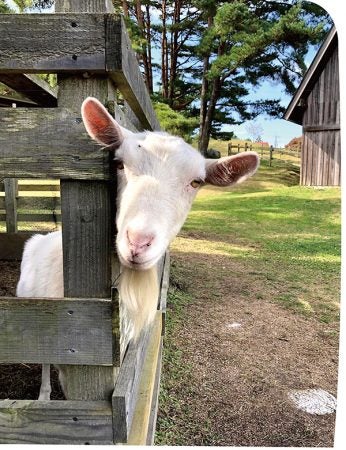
top-left (135, 0), bottom-right (152, 93)
top-left (161, 0), bottom-right (168, 98)
top-left (145, 3), bottom-right (153, 94)
top-left (199, 76), bottom-right (221, 156)
top-left (198, 55), bottom-right (209, 151)
top-left (168, 0), bottom-right (181, 106)
top-left (198, 13), bottom-right (215, 155)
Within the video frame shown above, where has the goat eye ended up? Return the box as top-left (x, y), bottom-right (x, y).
top-left (190, 179), bottom-right (203, 188)
top-left (115, 160), bottom-right (124, 170)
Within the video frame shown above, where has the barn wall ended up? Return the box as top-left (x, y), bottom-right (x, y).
top-left (301, 45), bottom-right (340, 186)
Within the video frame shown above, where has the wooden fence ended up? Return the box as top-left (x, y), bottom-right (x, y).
top-left (0, 179), bottom-right (61, 230)
top-left (0, 0), bottom-right (165, 444)
top-left (228, 141), bottom-right (301, 166)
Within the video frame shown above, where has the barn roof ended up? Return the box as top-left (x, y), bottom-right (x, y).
top-left (284, 26), bottom-right (338, 125)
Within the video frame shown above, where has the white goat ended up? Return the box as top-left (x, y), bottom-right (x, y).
top-left (16, 97), bottom-right (259, 399)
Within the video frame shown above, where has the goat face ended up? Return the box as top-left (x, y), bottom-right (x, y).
top-left (82, 98), bottom-right (259, 270)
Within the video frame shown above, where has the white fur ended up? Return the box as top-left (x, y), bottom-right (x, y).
top-left (16, 97), bottom-right (260, 399)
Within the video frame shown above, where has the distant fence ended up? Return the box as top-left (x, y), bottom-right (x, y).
top-left (228, 141), bottom-right (301, 166)
top-left (0, 179), bottom-right (60, 233)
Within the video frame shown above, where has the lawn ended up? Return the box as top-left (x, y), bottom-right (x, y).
top-left (173, 158), bottom-right (340, 325)
top-left (156, 156), bottom-right (340, 446)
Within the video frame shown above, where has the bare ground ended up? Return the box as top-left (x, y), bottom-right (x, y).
top-left (157, 250), bottom-right (338, 447)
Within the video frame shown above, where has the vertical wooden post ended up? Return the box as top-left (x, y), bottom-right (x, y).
top-left (56, 0), bottom-right (119, 401)
top-left (269, 145), bottom-right (273, 167)
top-left (228, 142), bottom-right (231, 156)
top-left (4, 179), bottom-right (18, 233)
top-left (237, 143), bottom-right (240, 153)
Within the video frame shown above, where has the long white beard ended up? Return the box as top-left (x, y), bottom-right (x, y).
top-left (118, 266), bottom-right (159, 343)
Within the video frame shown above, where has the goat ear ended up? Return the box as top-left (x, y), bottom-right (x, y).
top-left (81, 97), bottom-right (128, 148)
top-left (205, 152), bottom-right (259, 186)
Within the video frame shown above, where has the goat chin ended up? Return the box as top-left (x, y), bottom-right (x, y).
top-left (118, 265), bottom-right (159, 341)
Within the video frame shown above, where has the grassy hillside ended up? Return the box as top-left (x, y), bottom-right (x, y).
top-left (172, 158), bottom-right (340, 324)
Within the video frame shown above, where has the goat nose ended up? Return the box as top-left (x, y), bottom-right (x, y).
top-left (127, 229), bottom-right (154, 257)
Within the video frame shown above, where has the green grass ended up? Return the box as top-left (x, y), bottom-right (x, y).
top-left (155, 284), bottom-right (217, 445)
top-left (172, 158), bottom-right (341, 324)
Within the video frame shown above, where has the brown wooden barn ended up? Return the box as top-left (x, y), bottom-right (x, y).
top-left (284, 26), bottom-right (340, 186)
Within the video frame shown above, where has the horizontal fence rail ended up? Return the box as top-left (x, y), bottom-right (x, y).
top-left (0, 73), bottom-right (57, 107)
top-left (0, 180), bottom-right (61, 232)
top-left (0, 400), bottom-right (114, 444)
top-left (0, 13), bottom-right (159, 131)
top-left (0, 108), bottom-right (109, 180)
top-left (0, 296), bottom-right (118, 365)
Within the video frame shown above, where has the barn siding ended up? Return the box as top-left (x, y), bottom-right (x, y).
top-left (301, 45), bottom-right (340, 186)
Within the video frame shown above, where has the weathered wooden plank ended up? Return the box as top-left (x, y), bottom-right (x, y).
top-left (0, 13), bottom-right (159, 130)
top-left (0, 212), bottom-right (61, 223)
top-left (0, 297), bottom-right (113, 365)
top-left (60, 181), bottom-right (114, 299)
top-left (0, 400), bottom-right (113, 444)
top-left (16, 184), bottom-right (60, 192)
top-left (303, 124), bottom-right (340, 132)
top-left (0, 231), bottom-right (34, 260)
top-left (55, 0), bottom-right (119, 403)
top-left (0, 14), bottom-right (107, 73)
top-left (0, 74), bottom-right (57, 107)
top-left (106, 16), bottom-right (160, 131)
top-left (112, 325), bottom-right (152, 443)
top-left (127, 312), bottom-right (163, 445)
top-left (0, 94), bottom-right (38, 107)
top-left (0, 197), bottom-right (59, 210)
top-left (0, 108), bottom-right (109, 180)
top-left (146, 336), bottom-right (163, 445)
top-left (4, 179), bottom-right (17, 233)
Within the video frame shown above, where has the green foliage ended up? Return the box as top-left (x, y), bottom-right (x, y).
top-left (153, 102), bottom-right (199, 142)
top-left (0, 0), bottom-right (13, 12)
top-left (37, 74), bottom-right (57, 88)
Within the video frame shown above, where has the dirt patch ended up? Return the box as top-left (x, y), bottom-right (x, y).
top-left (157, 251), bottom-right (338, 446)
top-left (0, 261), bottom-right (20, 297)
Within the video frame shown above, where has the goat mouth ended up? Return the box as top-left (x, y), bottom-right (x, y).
top-left (119, 254), bottom-right (160, 271)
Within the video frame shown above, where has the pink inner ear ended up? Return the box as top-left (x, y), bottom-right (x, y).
top-left (82, 98), bottom-right (123, 147)
top-left (205, 153), bottom-right (259, 186)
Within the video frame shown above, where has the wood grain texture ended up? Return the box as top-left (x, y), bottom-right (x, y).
top-left (0, 108), bottom-right (109, 180)
top-left (0, 74), bottom-right (57, 107)
top-left (301, 44), bottom-right (340, 186)
top-left (0, 212), bottom-right (61, 223)
top-left (60, 180), bottom-right (114, 299)
top-left (0, 13), bottom-right (159, 129)
top-left (0, 14), bottom-right (106, 73)
top-left (56, 0), bottom-right (119, 403)
top-left (127, 312), bottom-right (163, 445)
top-left (4, 179), bottom-right (17, 233)
top-left (0, 94), bottom-right (38, 107)
top-left (0, 297), bottom-right (113, 365)
top-left (107, 16), bottom-right (160, 131)
top-left (0, 400), bottom-right (113, 444)
top-left (146, 336), bottom-right (163, 445)
top-left (112, 327), bottom-right (151, 443)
